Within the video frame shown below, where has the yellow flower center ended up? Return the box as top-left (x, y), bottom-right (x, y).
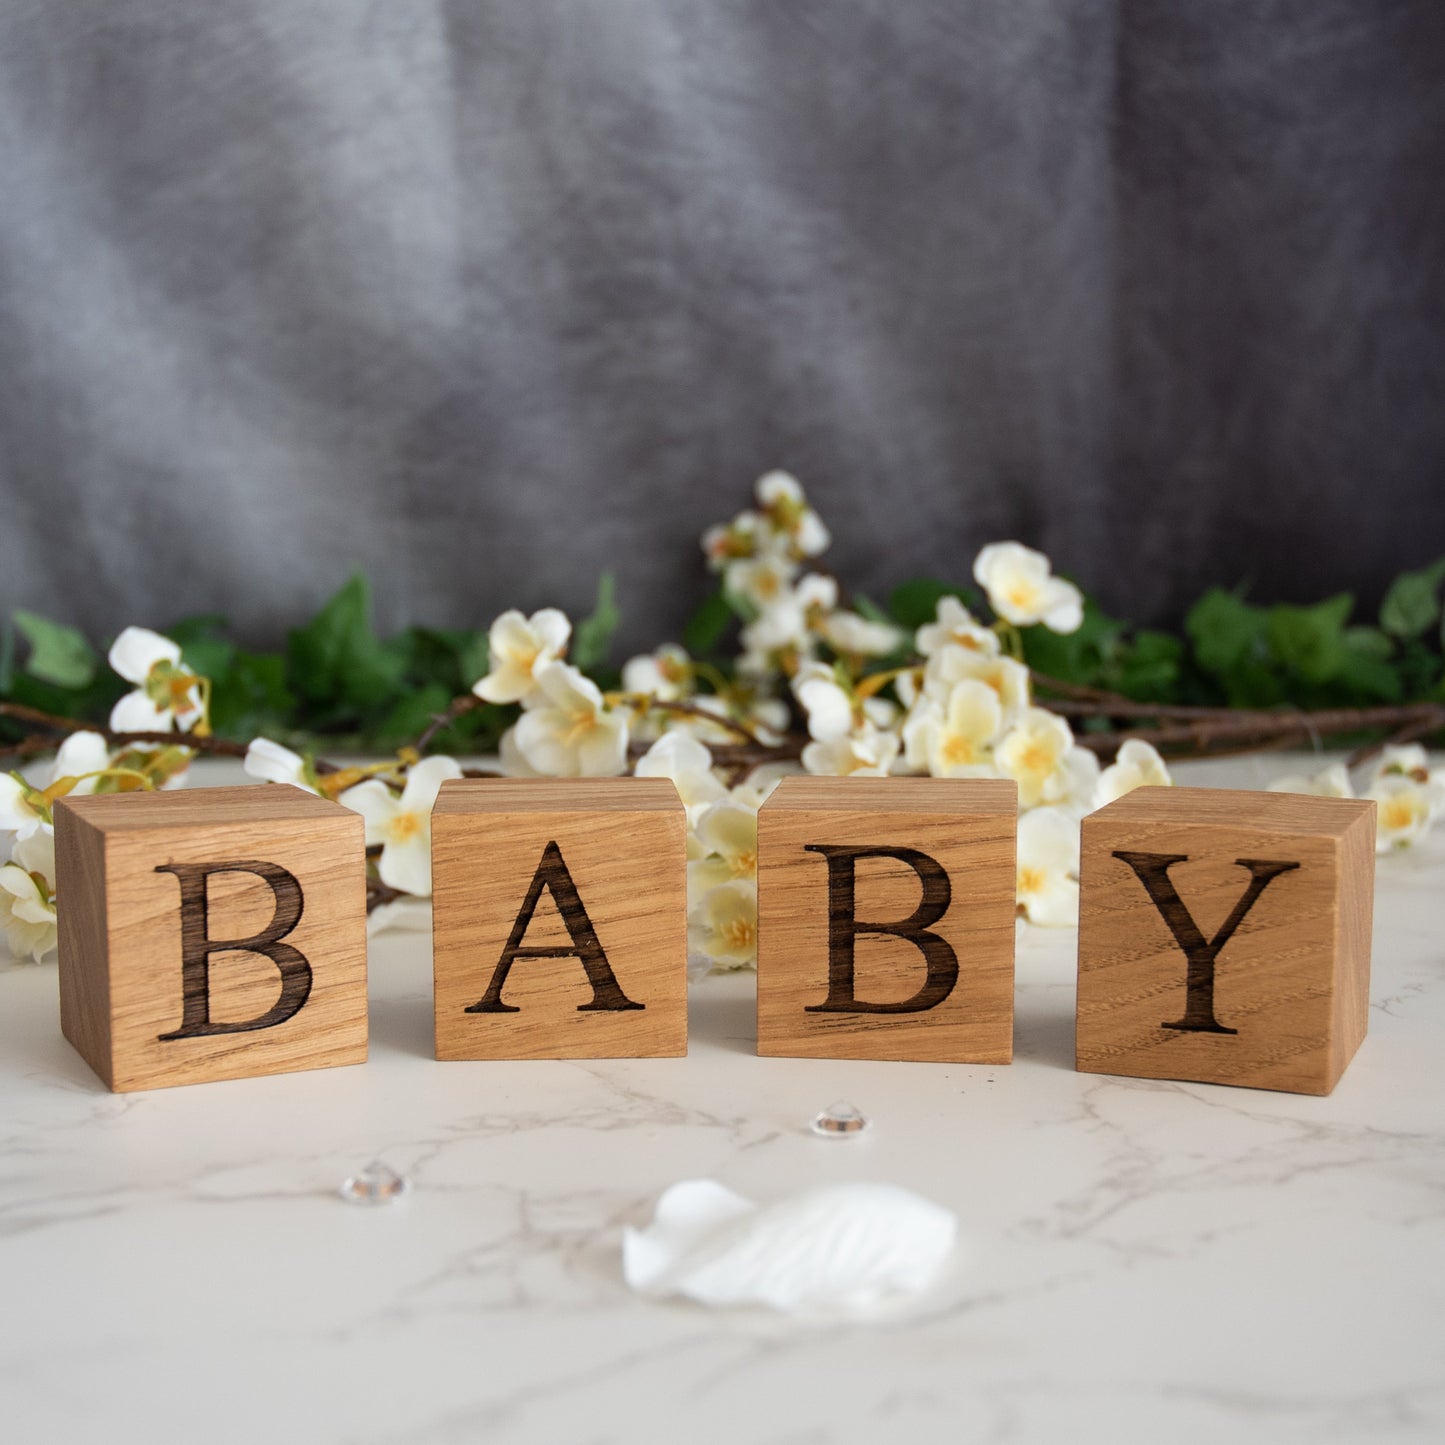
top-left (1381, 796), bottom-right (1420, 832)
top-left (1018, 866), bottom-right (1046, 896)
top-left (1006, 581), bottom-right (1040, 612)
top-left (561, 713), bottom-right (598, 746)
top-left (387, 811), bottom-right (424, 845)
top-left (721, 917), bottom-right (756, 950)
top-left (940, 734), bottom-right (980, 767)
top-left (1018, 742), bottom-right (1053, 778)
top-left (755, 570), bottom-right (781, 600)
top-left (730, 850), bottom-right (757, 879)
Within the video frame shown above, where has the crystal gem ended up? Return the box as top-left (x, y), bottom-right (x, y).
top-left (339, 1160), bottom-right (411, 1204)
top-left (809, 1101), bottom-right (870, 1138)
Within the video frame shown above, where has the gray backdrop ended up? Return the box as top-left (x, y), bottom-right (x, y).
top-left (2, 1), bottom-right (1443, 656)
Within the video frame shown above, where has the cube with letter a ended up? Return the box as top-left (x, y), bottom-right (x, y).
top-left (1076, 785), bottom-right (1376, 1095)
top-left (430, 777), bottom-right (687, 1059)
top-left (756, 776), bottom-right (1017, 1063)
top-left (53, 784), bottom-right (367, 1092)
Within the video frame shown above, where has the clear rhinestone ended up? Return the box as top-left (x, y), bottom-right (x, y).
top-left (339, 1160), bottom-right (410, 1205)
top-left (809, 1101), bottom-right (870, 1138)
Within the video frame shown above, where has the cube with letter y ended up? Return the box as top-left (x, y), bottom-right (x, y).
top-left (756, 776), bottom-right (1017, 1063)
top-left (53, 784), bottom-right (367, 1091)
top-left (431, 777), bottom-right (687, 1059)
top-left (1076, 786), bottom-right (1376, 1095)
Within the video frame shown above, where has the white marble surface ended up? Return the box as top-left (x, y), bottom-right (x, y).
top-left (3, 756), bottom-right (1444, 1444)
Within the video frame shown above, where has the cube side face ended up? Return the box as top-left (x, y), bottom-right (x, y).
top-left (101, 813), bottom-right (368, 1091)
top-left (55, 811), bottom-right (114, 1087)
top-left (1076, 811), bottom-right (1340, 1095)
top-left (431, 804), bottom-right (688, 1059)
top-left (1330, 807), bottom-right (1377, 1087)
top-left (756, 802), bottom-right (1016, 1063)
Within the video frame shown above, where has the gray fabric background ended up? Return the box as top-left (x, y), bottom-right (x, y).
top-left (2, 1), bottom-right (1443, 656)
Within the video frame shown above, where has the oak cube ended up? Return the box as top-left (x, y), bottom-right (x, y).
top-left (431, 778), bottom-right (687, 1059)
top-left (1077, 786), bottom-right (1376, 1095)
top-left (756, 776), bottom-right (1017, 1063)
top-left (54, 784), bottom-right (368, 1092)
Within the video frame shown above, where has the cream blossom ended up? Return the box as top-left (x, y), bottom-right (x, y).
top-left (622, 643), bottom-right (693, 703)
top-left (1015, 806), bottom-right (1081, 927)
top-left (512, 662), bottom-right (629, 776)
top-left (48, 732), bottom-right (112, 795)
top-left (972, 542), bottom-right (1084, 633)
top-left (1367, 773), bottom-right (1444, 854)
top-left (1268, 762), bottom-right (1355, 800)
top-left (0, 829), bottom-right (58, 962)
top-left (634, 730), bottom-right (727, 823)
top-left (724, 553), bottom-right (797, 613)
top-left (738, 573), bottom-right (836, 658)
top-left (688, 800), bottom-right (759, 894)
top-left (915, 595), bottom-right (1001, 659)
top-left (108, 626), bottom-right (203, 733)
top-left (702, 509), bottom-right (763, 570)
top-left (819, 610), bottom-right (903, 658)
top-left (801, 725), bottom-right (900, 777)
top-left (338, 755), bottom-right (462, 896)
top-left (1097, 739), bottom-right (1173, 805)
top-left (243, 737), bottom-right (318, 794)
top-left (687, 879), bottom-right (759, 972)
top-left (905, 644), bottom-right (1030, 717)
top-left (0, 773), bottom-right (50, 840)
top-left (901, 679), bottom-right (1002, 778)
top-left (473, 608), bottom-right (571, 704)
top-left (1369, 744), bottom-right (1434, 786)
top-left (994, 707), bottom-right (1078, 808)
top-left (755, 470), bottom-right (830, 557)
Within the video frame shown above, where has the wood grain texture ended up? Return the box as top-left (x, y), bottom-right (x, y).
top-left (53, 785), bottom-right (368, 1092)
top-left (1076, 785), bottom-right (1376, 1096)
top-left (756, 776), bottom-right (1017, 1063)
top-left (431, 777), bottom-right (687, 1060)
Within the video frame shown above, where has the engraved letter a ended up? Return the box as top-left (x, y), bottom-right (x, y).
top-left (467, 841), bottom-right (644, 1014)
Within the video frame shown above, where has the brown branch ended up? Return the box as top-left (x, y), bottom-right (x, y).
top-left (413, 694), bottom-right (484, 754)
top-left (0, 702), bottom-right (250, 758)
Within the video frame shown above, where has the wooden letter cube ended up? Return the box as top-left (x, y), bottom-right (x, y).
top-left (1076, 785), bottom-right (1376, 1095)
top-left (756, 776), bottom-right (1017, 1063)
top-left (54, 784), bottom-right (367, 1092)
top-left (431, 778), bottom-right (687, 1059)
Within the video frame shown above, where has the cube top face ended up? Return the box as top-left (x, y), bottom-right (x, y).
top-left (55, 785), bottom-right (368, 1092)
top-left (756, 776), bottom-right (1017, 1064)
top-left (431, 778), bottom-right (688, 1060)
top-left (1077, 785), bottom-right (1376, 1096)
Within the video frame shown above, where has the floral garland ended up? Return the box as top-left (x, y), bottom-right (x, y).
top-left (2, 474), bottom-right (1442, 969)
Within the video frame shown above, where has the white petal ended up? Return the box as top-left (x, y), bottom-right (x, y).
top-left (399, 755), bottom-right (463, 812)
top-left (366, 897), bottom-right (434, 937)
top-left (336, 779), bottom-right (399, 845)
top-left (623, 1180), bottom-right (957, 1315)
top-left (378, 835), bottom-right (433, 897)
top-left (575, 713), bottom-right (629, 776)
top-left (109, 690), bottom-right (172, 734)
top-left (243, 737), bottom-right (307, 788)
top-left (0, 775), bottom-right (41, 835)
top-left (107, 626), bottom-right (180, 684)
top-left (50, 731), bottom-right (112, 792)
top-left (528, 607), bottom-right (572, 655)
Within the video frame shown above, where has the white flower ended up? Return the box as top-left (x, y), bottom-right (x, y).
top-left (901, 679), bottom-right (1002, 778)
top-left (755, 470), bottom-right (830, 557)
top-left (688, 801), bottom-right (759, 894)
top-left (243, 737), bottom-right (318, 794)
top-left (622, 644), bottom-right (693, 703)
top-left (512, 662), bottom-right (629, 776)
top-left (908, 644), bottom-right (1030, 718)
top-left (634, 730), bottom-right (727, 822)
top-left (338, 755), bottom-right (462, 896)
top-left (702, 509), bottom-right (763, 570)
top-left (0, 830), bottom-right (58, 962)
top-left (973, 542), bottom-right (1084, 633)
top-left (1367, 773), bottom-right (1444, 854)
top-left (47, 732), bottom-right (111, 795)
top-left (687, 879), bottom-right (759, 972)
top-left (0, 773), bottom-right (50, 840)
top-left (1097, 739), bottom-right (1173, 805)
top-left (728, 764), bottom-right (788, 811)
top-left (472, 608), bottom-right (571, 705)
top-left (498, 726), bottom-right (542, 777)
top-left (994, 707), bottom-right (1078, 808)
top-left (1052, 745), bottom-right (1102, 815)
top-left (108, 626), bottom-right (203, 733)
top-left (738, 574), bottom-right (836, 658)
top-left (792, 663), bottom-right (855, 742)
top-left (1268, 762), bottom-right (1355, 800)
top-left (1016, 806), bottom-right (1080, 927)
top-left (915, 595), bottom-right (1000, 659)
top-left (725, 554), bottom-right (797, 613)
top-left (802, 726), bottom-right (900, 777)
top-left (1368, 744), bottom-right (1434, 787)
top-left (819, 610), bottom-right (903, 657)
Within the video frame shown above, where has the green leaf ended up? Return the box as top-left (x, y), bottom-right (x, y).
top-left (0, 621), bottom-right (14, 694)
top-left (852, 594), bottom-right (892, 625)
top-left (682, 588), bottom-right (734, 656)
top-left (12, 610), bottom-right (98, 689)
top-left (888, 578), bottom-right (977, 631)
top-left (1339, 627), bottom-right (1403, 701)
top-left (1380, 558), bottom-right (1445, 638)
top-left (373, 682), bottom-right (453, 748)
top-left (1116, 629), bottom-right (1183, 700)
top-left (571, 572), bottom-right (620, 675)
top-left (179, 637), bottom-right (236, 682)
top-left (207, 651), bottom-right (295, 739)
top-left (286, 575), bottom-right (406, 713)
top-left (1266, 594), bottom-right (1353, 685)
top-left (1185, 589), bottom-right (1266, 678)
